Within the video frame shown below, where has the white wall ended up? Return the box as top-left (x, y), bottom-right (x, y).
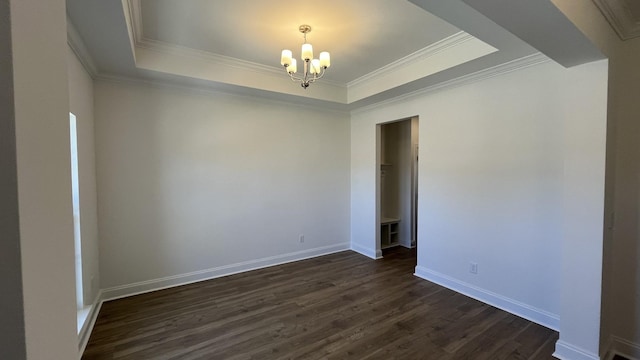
top-left (94, 80), bottom-right (351, 294)
top-left (556, 59), bottom-right (608, 360)
top-left (10, 0), bottom-right (79, 358)
top-left (351, 59), bottom-right (608, 334)
top-left (550, 1), bottom-right (640, 357)
top-left (67, 45), bottom-right (100, 307)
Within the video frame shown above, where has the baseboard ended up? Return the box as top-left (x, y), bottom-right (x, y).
top-left (602, 335), bottom-right (640, 360)
top-left (102, 243), bottom-right (350, 301)
top-left (78, 290), bottom-right (104, 357)
top-left (351, 243), bottom-right (382, 259)
top-left (553, 340), bottom-right (600, 360)
top-left (414, 266), bottom-right (559, 331)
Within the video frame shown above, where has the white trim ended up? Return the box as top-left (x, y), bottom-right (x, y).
top-left (137, 39), bottom-right (285, 77)
top-left (350, 243), bottom-right (382, 260)
top-left (553, 340), bottom-right (600, 360)
top-left (347, 32), bottom-right (474, 87)
top-left (78, 290), bottom-right (104, 358)
top-left (602, 335), bottom-right (640, 360)
top-left (414, 266), bottom-right (559, 331)
top-left (124, 0), bottom-right (143, 44)
top-left (603, 336), bottom-right (616, 360)
top-left (121, 0), bottom-right (140, 61)
top-left (66, 16), bottom-right (98, 78)
top-left (351, 52), bottom-right (550, 114)
top-left (101, 243), bottom-right (350, 301)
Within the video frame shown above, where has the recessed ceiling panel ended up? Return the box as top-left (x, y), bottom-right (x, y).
top-left (139, 0), bottom-right (461, 83)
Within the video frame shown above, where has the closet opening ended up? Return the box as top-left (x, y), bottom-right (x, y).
top-left (376, 117), bottom-right (419, 262)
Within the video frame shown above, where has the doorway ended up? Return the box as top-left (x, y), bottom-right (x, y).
top-left (377, 117), bottom-right (419, 257)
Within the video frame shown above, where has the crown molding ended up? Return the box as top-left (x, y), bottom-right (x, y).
top-left (137, 38), bottom-right (285, 76)
top-left (592, 0), bottom-right (640, 40)
top-left (121, 0), bottom-right (140, 61)
top-left (351, 52), bottom-right (550, 114)
top-left (122, 0), bottom-right (143, 44)
top-left (67, 16), bottom-right (99, 78)
top-left (347, 32), bottom-right (474, 88)
top-left (94, 72), bottom-right (350, 115)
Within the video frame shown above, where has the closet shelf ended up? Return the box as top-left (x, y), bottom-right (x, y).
top-left (380, 218), bottom-right (400, 249)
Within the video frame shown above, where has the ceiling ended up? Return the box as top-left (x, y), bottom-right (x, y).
top-left (592, 0), bottom-right (640, 40)
top-left (66, 0), bottom-right (607, 109)
top-left (139, 0), bottom-right (461, 84)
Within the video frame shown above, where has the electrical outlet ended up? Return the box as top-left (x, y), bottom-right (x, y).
top-left (470, 262), bottom-right (478, 274)
top-left (299, 234), bottom-right (304, 243)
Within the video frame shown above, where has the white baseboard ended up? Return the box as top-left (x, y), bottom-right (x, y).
top-left (351, 243), bottom-right (382, 259)
top-left (553, 340), bottom-right (600, 360)
top-left (414, 266), bottom-right (559, 331)
top-left (102, 243), bottom-right (350, 301)
top-left (78, 290), bottom-right (104, 358)
top-left (602, 335), bottom-right (640, 360)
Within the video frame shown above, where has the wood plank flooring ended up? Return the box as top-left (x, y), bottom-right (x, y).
top-left (83, 248), bottom-right (558, 359)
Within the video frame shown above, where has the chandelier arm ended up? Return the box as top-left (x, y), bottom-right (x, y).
top-left (284, 64), bottom-right (326, 86)
top-left (286, 71), bottom-right (304, 82)
top-left (283, 66), bottom-right (306, 83)
top-left (306, 67), bottom-right (326, 84)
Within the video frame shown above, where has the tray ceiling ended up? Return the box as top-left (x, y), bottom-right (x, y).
top-left (69, 0), bottom-right (603, 108)
top-left (138, 0), bottom-right (461, 84)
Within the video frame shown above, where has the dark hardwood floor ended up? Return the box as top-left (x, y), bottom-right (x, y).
top-left (83, 248), bottom-right (558, 359)
top-left (613, 356), bottom-right (630, 360)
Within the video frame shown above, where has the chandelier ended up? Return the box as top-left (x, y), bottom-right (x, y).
top-left (280, 25), bottom-right (331, 89)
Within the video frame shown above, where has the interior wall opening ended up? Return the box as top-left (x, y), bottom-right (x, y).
top-left (376, 116), bottom-right (419, 263)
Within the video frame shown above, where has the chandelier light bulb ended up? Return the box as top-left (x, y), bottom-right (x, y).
top-left (301, 44), bottom-right (313, 61)
top-left (289, 58), bottom-right (297, 74)
top-left (319, 52), bottom-right (330, 68)
top-left (281, 50), bottom-right (292, 66)
top-left (310, 59), bottom-right (321, 74)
